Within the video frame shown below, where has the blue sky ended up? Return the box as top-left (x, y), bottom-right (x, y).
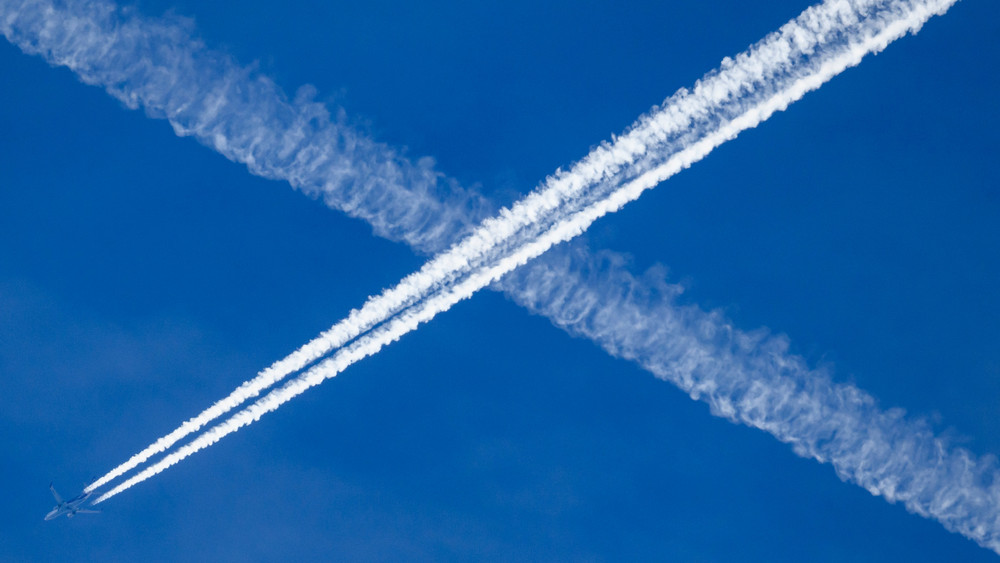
top-left (1, 0), bottom-right (998, 560)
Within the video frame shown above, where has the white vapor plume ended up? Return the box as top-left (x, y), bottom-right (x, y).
top-left (59, 0), bottom-right (914, 492)
top-left (12, 0), bottom-right (952, 496)
top-left (6, 0), bottom-right (998, 554)
top-left (79, 3), bottom-right (999, 554)
top-left (503, 243), bottom-right (1000, 554)
top-left (0, 0), bottom-right (491, 254)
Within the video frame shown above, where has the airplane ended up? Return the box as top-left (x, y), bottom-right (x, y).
top-left (45, 483), bottom-right (100, 521)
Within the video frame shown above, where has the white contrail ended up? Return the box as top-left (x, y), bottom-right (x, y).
top-left (9, 0), bottom-right (998, 554)
top-left (28, 0), bottom-right (945, 493)
top-left (1, 0), bottom-right (487, 254)
top-left (504, 241), bottom-right (1000, 554)
top-left (92, 0), bottom-right (961, 514)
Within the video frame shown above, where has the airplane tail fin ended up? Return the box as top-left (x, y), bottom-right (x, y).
top-left (49, 483), bottom-right (63, 504)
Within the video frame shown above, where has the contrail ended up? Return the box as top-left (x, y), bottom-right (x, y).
top-left (7, 0), bottom-right (997, 554)
top-left (504, 242), bottom-right (1000, 554)
top-left (85, 4), bottom-right (979, 549)
top-left (0, 0), bottom-right (491, 255)
top-left (25, 0), bottom-right (952, 494)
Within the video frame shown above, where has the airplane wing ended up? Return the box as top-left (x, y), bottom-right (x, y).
top-left (49, 483), bottom-right (63, 504)
top-left (75, 509), bottom-right (101, 514)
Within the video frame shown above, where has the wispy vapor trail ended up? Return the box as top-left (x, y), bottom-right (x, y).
top-left (504, 243), bottom-right (1000, 553)
top-left (6, 0), bottom-right (996, 553)
top-left (0, 0), bottom-right (490, 254)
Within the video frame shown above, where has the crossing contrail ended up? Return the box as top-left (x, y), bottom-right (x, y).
top-left (23, 0), bottom-right (955, 495)
top-left (80, 5), bottom-right (994, 555)
top-left (503, 241), bottom-right (1000, 554)
top-left (6, 0), bottom-right (997, 554)
top-left (0, 0), bottom-right (490, 254)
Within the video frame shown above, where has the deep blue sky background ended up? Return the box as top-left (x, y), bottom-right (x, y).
top-left (1, 0), bottom-right (998, 560)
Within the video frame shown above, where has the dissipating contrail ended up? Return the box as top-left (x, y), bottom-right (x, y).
top-left (5, 0), bottom-right (999, 554)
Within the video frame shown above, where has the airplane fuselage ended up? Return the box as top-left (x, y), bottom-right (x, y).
top-left (45, 488), bottom-right (96, 520)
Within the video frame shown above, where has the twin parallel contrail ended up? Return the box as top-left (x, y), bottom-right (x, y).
top-left (5, 0), bottom-right (999, 554)
top-left (62, 0), bottom-right (957, 495)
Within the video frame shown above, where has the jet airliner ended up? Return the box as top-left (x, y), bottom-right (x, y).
top-left (45, 484), bottom-right (100, 520)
